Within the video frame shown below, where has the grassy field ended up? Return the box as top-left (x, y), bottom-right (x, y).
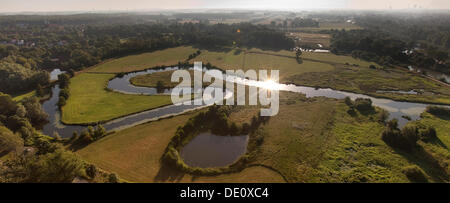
top-left (191, 48), bottom-right (334, 82)
top-left (88, 46), bottom-right (198, 73)
top-left (130, 70), bottom-right (209, 88)
top-left (76, 91), bottom-right (449, 182)
top-left (248, 92), bottom-right (444, 182)
top-left (191, 48), bottom-right (246, 70)
top-left (410, 112), bottom-right (450, 180)
top-left (243, 53), bottom-right (334, 82)
top-left (286, 64), bottom-right (450, 104)
top-left (61, 73), bottom-right (172, 124)
top-left (77, 110), bottom-right (285, 182)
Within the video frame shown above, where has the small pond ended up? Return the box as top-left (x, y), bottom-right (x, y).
top-left (180, 133), bottom-right (249, 168)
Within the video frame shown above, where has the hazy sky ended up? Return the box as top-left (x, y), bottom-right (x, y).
top-left (1, 0), bottom-right (449, 12)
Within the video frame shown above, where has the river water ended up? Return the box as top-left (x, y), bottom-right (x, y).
top-left (42, 67), bottom-right (449, 138)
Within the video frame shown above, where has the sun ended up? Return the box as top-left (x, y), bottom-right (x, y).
top-left (260, 79), bottom-right (279, 90)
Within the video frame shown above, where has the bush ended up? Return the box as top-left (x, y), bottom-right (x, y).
top-left (85, 164), bottom-right (97, 179)
top-left (402, 165), bottom-right (428, 183)
top-left (401, 125), bottom-right (419, 145)
top-left (57, 96), bottom-right (66, 108)
top-left (344, 96), bottom-right (353, 106)
top-left (59, 88), bottom-right (70, 100)
top-left (0, 126), bottom-right (23, 156)
top-left (77, 130), bottom-right (93, 145)
top-left (426, 106), bottom-right (450, 117)
top-left (386, 119), bottom-right (398, 129)
top-left (382, 122), bottom-right (420, 150)
top-left (57, 73), bottom-right (71, 89)
top-left (419, 126), bottom-right (437, 141)
top-left (108, 173), bottom-right (119, 183)
top-left (354, 98), bottom-right (373, 112)
top-left (22, 96), bottom-right (48, 126)
top-left (379, 109), bottom-right (389, 123)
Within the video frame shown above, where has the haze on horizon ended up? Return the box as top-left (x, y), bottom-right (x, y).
top-left (1, 0), bottom-right (450, 13)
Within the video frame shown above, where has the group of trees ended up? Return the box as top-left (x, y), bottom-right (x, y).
top-left (57, 73), bottom-right (71, 108)
top-left (347, 13), bottom-right (450, 73)
top-left (330, 29), bottom-right (408, 66)
top-left (69, 125), bottom-right (107, 148)
top-left (381, 119), bottom-right (437, 151)
top-left (0, 93), bottom-right (48, 144)
top-left (269, 18), bottom-right (319, 29)
top-left (0, 62), bottom-right (49, 94)
top-left (0, 92), bottom-right (91, 183)
top-left (0, 15), bottom-right (296, 94)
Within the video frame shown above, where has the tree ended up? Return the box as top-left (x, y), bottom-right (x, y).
top-left (108, 173), bottom-right (119, 183)
top-left (156, 80), bottom-right (165, 93)
top-left (58, 73), bottom-right (71, 89)
top-left (93, 124), bottom-right (106, 140)
top-left (0, 92), bottom-right (18, 116)
top-left (85, 164), bottom-right (97, 179)
top-left (0, 126), bottom-right (23, 156)
top-left (57, 96), bottom-right (66, 108)
top-left (22, 96), bottom-right (48, 126)
top-left (36, 84), bottom-right (44, 97)
top-left (295, 49), bottom-right (303, 64)
top-left (15, 104), bottom-right (27, 118)
top-left (5, 149), bottom-right (84, 183)
top-left (229, 122), bottom-right (239, 135)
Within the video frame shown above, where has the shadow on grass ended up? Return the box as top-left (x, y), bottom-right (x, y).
top-left (154, 163), bottom-right (186, 182)
top-left (389, 144), bottom-right (449, 183)
top-left (427, 137), bottom-right (449, 150)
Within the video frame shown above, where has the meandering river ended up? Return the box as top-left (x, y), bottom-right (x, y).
top-left (42, 67), bottom-right (449, 138)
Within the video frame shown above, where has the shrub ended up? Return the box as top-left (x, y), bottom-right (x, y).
top-left (0, 126), bottom-right (23, 156)
top-left (59, 88), bottom-right (70, 100)
top-left (386, 119), bottom-right (398, 129)
top-left (379, 109), bottom-right (389, 123)
top-left (354, 98), bottom-right (373, 112)
top-left (22, 96), bottom-right (48, 126)
top-left (85, 164), bottom-right (97, 179)
top-left (402, 165), bottom-right (428, 183)
top-left (57, 96), bottom-right (66, 108)
top-left (156, 81), bottom-right (165, 93)
top-left (419, 126), bottom-right (437, 141)
top-left (426, 106), bottom-right (450, 117)
top-left (401, 125), bottom-right (419, 145)
top-left (382, 122), bottom-right (420, 150)
top-left (229, 122), bottom-right (239, 135)
top-left (108, 173), bottom-right (119, 183)
top-left (344, 96), bottom-right (353, 106)
top-left (78, 130), bottom-right (93, 145)
top-left (57, 73), bottom-right (71, 89)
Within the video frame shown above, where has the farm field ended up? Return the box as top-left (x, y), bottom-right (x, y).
top-left (87, 46), bottom-right (198, 73)
top-left (61, 73), bottom-right (172, 124)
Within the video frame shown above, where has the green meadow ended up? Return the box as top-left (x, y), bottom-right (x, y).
top-left (61, 73), bottom-right (172, 124)
top-left (88, 46), bottom-right (198, 73)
